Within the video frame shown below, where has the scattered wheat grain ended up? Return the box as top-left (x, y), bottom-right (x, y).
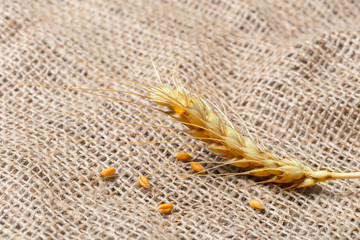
top-left (249, 199), bottom-right (263, 209)
top-left (175, 151), bottom-right (192, 161)
top-left (100, 168), bottom-right (116, 178)
top-left (138, 175), bottom-right (150, 189)
top-left (157, 203), bottom-right (174, 214)
top-left (190, 162), bottom-right (206, 173)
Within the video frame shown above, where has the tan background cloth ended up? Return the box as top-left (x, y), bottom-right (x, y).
top-left (1, 0), bottom-right (360, 239)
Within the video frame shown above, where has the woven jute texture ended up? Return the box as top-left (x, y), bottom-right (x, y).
top-left (1, 0), bottom-right (360, 239)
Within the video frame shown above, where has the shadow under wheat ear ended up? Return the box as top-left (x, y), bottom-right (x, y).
top-left (147, 82), bottom-right (360, 188)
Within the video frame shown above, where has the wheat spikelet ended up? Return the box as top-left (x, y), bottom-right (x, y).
top-left (148, 83), bottom-right (360, 188)
top-left (4, 59), bottom-right (359, 189)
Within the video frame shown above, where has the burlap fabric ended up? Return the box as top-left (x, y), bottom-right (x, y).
top-left (1, 0), bottom-right (360, 239)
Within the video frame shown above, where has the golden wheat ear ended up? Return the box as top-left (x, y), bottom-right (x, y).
top-left (146, 79), bottom-right (360, 188)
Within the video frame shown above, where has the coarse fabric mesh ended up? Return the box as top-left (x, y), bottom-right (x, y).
top-left (1, 0), bottom-right (360, 239)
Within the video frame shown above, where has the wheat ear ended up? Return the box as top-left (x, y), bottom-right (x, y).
top-left (148, 85), bottom-right (360, 188)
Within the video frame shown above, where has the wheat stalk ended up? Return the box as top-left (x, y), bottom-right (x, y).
top-left (5, 60), bottom-right (359, 188)
top-left (148, 83), bottom-right (360, 188)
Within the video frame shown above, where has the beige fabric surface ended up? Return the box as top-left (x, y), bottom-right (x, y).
top-left (1, 0), bottom-right (360, 239)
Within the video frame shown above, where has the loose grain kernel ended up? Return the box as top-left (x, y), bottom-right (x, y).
top-left (157, 203), bottom-right (174, 214)
top-left (100, 168), bottom-right (116, 178)
top-left (249, 199), bottom-right (263, 210)
top-left (138, 175), bottom-right (150, 189)
top-left (190, 162), bottom-right (205, 173)
top-left (174, 151), bottom-right (192, 161)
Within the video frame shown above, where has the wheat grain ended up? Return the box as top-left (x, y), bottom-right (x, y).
top-left (157, 203), bottom-right (174, 214)
top-left (100, 168), bottom-right (116, 178)
top-left (138, 175), bottom-right (151, 189)
top-left (147, 84), bottom-right (360, 188)
top-left (174, 151), bottom-right (192, 161)
top-left (249, 199), bottom-right (263, 210)
top-left (190, 162), bottom-right (206, 174)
